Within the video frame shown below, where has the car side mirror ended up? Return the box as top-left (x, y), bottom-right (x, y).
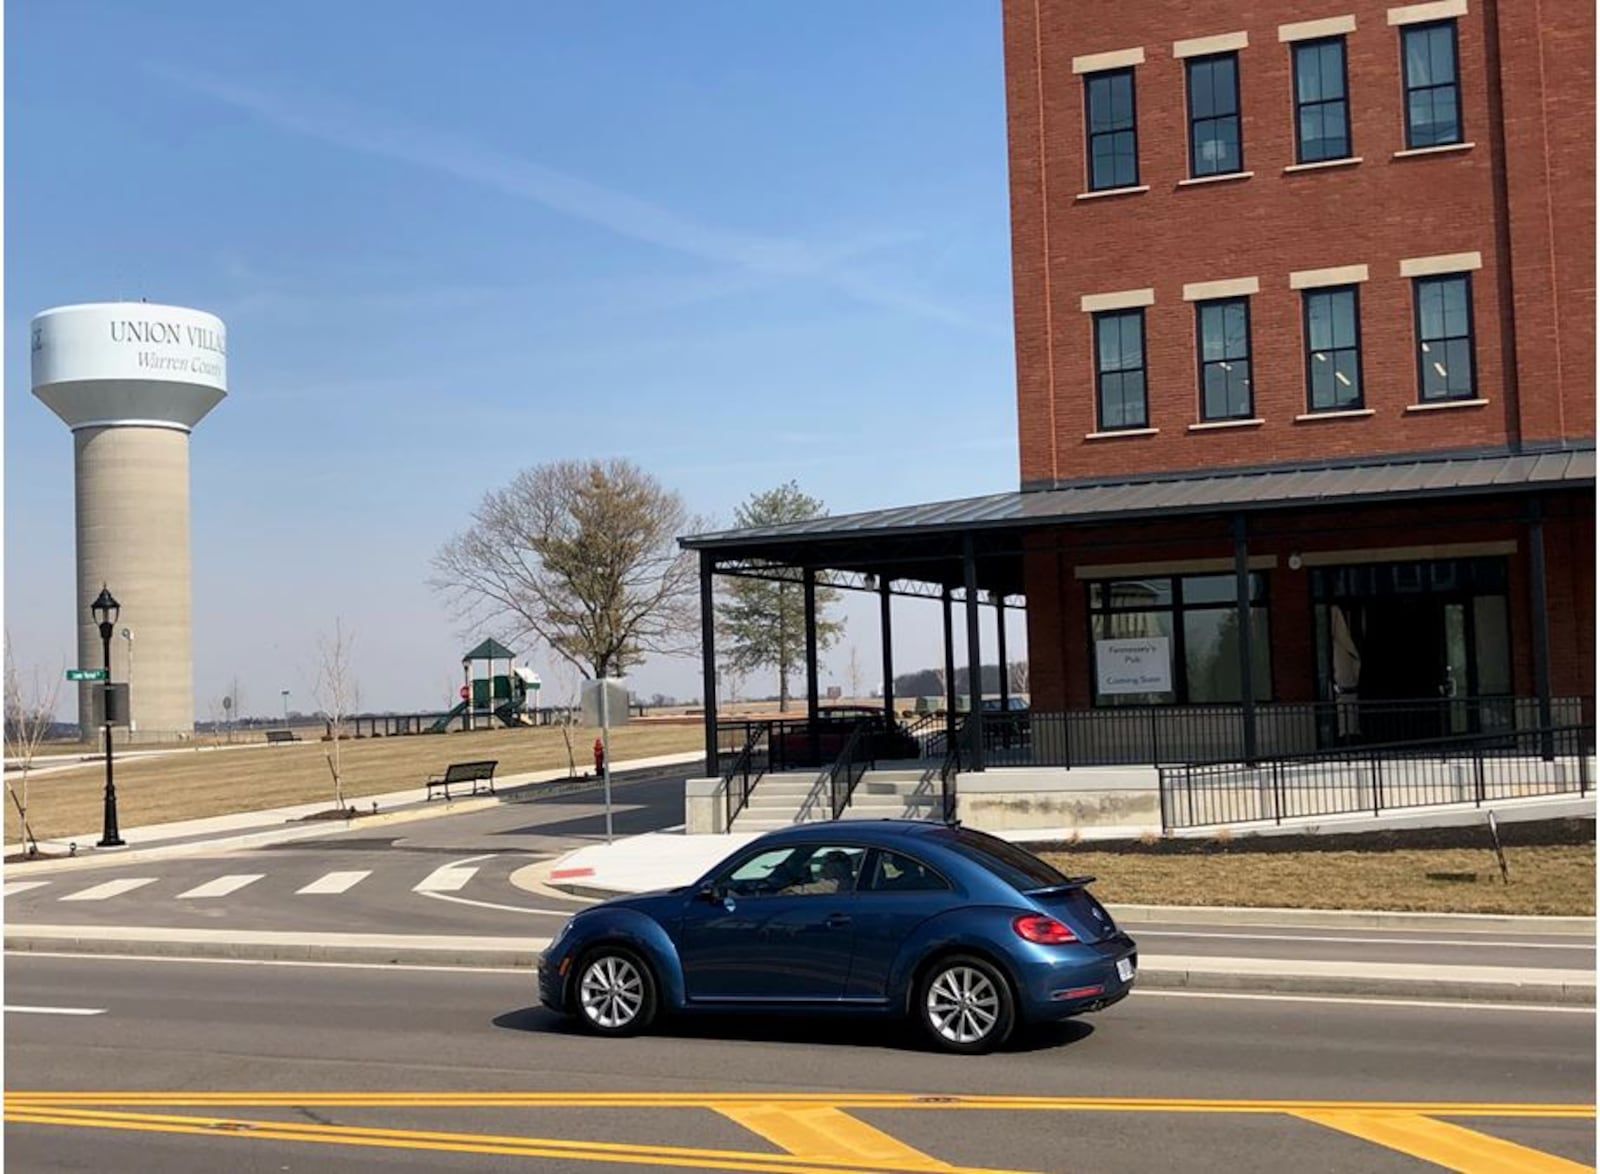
top-left (695, 884), bottom-right (723, 903)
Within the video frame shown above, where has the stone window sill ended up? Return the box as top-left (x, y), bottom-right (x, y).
top-left (1393, 142), bottom-right (1475, 159)
top-left (1295, 408), bottom-right (1375, 421)
top-left (1076, 185), bottom-right (1150, 201)
top-left (1085, 427), bottom-right (1159, 440)
top-left (1284, 156), bottom-right (1363, 173)
top-left (1177, 171), bottom-right (1254, 188)
top-left (1406, 398), bottom-right (1489, 412)
top-left (1188, 418), bottom-right (1266, 431)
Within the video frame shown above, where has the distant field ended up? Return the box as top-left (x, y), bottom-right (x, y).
top-left (5, 722), bottom-right (703, 845)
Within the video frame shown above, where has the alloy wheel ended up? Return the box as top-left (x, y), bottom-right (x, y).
top-left (579, 954), bottom-right (645, 1030)
top-left (925, 964), bottom-right (1001, 1046)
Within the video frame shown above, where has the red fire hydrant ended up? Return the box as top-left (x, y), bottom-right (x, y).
top-left (593, 737), bottom-right (605, 775)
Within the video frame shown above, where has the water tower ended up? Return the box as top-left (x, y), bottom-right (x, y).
top-left (30, 302), bottom-right (227, 741)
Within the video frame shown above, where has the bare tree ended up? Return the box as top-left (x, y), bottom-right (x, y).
top-left (546, 658), bottom-right (584, 778)
top-left (1007, 660), bottom-right (1030, 696)
top-left (313, 619), bottom-right (360, 810)
top-left (433, 459), bottom-right (706, 681)
top-left (4, 639), bottom-right (62, 857)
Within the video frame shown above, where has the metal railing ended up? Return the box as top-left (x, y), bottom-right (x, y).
top-left (722, 723), bottom-right (769, 829)
top-left (939, 730), bottom-right (962, 824)
top-left (981, 696), bottom-right (1592, 770)
top-left (1158, 723), bottom-right (1594, 830)
top-left (827, 722), bottom-right (873, 820)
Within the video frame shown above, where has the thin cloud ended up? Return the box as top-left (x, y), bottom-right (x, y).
top-left (150, 66), bottom-right (998, 332)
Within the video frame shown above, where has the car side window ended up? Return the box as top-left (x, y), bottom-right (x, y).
top-left (720, 848), bottom-right (800, 897)
top-left (718, 845), bottom-right (866, 897)
top-left (863, 849), bottom-right (950, 894)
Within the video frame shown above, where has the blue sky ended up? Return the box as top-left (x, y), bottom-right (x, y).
top-left (6, 1), bottom-right (1024, 716)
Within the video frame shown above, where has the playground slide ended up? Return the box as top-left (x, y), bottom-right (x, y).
top-left (493, 701), bottom-right (534, 728)
top-left (427, 701), bottom-right (469, 734)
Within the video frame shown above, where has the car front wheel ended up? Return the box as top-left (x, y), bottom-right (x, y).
top-left (573, 946), bottom-right (658, 1037)
top-left (916, 954), bottom-right (1015, 1054)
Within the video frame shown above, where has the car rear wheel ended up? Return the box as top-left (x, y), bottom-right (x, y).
top-left (916, 954), bottom-right (1015, 1054)
top-left (573, 946), bottom-right (657, 1037)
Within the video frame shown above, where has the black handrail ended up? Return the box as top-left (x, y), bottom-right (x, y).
top-left (828, 721), bottom-right (873, 820)
top-left (723, 723), bottom-right (768, 829)
top-left (939, 730), bottom-right (962, 824)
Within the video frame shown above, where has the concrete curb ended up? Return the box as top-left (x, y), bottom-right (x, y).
top-left (6, 928), bottom-right (1593, 1006)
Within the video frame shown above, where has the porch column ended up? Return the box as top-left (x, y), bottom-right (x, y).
top-left (996, 594), bottom-right (1010, 712)
top-left (880, 576), bottom-right (895, 729)
top-left (942, 586), bottom-right (957, 751)
top-left (963, 534), bottom-right (986, 771)
top-left (1233, 514), bottom-right (1257, 763)
top-left (699, 551), bottom-right (719, 778)
top-left (1528, 497), bottom-right (1554, 752)
top-left (804, 568), bottom-right (820, 766)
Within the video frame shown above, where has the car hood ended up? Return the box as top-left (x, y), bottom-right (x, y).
top-left (593, 886), bottom-right (691, 918)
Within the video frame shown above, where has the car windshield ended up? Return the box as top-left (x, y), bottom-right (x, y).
top-left (935, 827), bottom-right (1070, 891)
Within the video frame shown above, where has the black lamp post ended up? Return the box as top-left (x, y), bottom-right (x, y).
top-left (91, 585), bottom-right (125, 847)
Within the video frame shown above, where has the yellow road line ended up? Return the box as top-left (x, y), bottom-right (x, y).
top-left (3, 1105), bottom-right (1028, 1174)
top-left (714, 1103), bottom-right (957, 1172)
top-left (6, 1091), bottom-right (1594, 1118)
top-left (1294, 1111), bottom-right (1595, 1173)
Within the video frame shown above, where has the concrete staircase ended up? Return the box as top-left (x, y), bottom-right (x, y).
top-left (731, 768), bottom-right (944, 832)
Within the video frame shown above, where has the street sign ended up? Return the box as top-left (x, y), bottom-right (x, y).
top-left (66, 668), bottom-right (107, 681)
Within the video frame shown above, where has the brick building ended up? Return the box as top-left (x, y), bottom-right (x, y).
top-left (1001, 0), bottom-right (1594, 729)
top-left (683, 0), bottom-right (1593, 776)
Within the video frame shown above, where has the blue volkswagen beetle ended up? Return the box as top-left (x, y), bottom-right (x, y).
top-left (538, 821), bottom-right (1137, 1053)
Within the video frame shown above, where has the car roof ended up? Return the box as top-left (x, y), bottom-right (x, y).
top-left (751, 820), bottom-right (945, 846)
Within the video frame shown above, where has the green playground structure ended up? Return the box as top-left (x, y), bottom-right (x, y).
top-left (427, 638), bottom-right (542, 733)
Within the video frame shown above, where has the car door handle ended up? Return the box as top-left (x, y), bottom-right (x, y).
top-left (826, 913), bottom-right (852, 928)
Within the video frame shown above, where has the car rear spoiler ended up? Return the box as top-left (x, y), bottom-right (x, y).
top-left (1026, 876), bottom-right (1097, 895)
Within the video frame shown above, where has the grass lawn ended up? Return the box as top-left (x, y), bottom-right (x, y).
top-left (1039, 821), bottom-right (1596, 916)
top-left (6, 722), bottom-right (703, 845)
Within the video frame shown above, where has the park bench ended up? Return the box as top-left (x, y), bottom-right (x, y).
top-left (264, 729), bottom-right (301, 744)
top-left (425, 759), bottom-right (498, 800)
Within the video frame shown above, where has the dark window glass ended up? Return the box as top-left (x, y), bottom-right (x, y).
top-left (863, 849), bottom-right (950, 893)
top-left (1089, 573), bottom-right (1273, 706)
top-left (1402, 22), bottom-right (1462, 148)
top-left (1093, 309), bottom-right (1148, 430)
top-left (1304, 286), bottom-right (1363, 410)
top-left (1187, 53), bottom-right (1242, 176)
top-left (1196, 297), bottom-right (1253, 420)
top-left (1294, 38), bottom-right (1350, 162)
top-left (1414, 274), bottom-right (1475, 400)
top-left (1086, 69), bottom-right (1138, 191)
top-left (937, 827), bottom-right (1069, 891)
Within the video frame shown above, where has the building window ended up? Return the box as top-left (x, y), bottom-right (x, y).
top-left (1304, 286), bottom-right (1362, 410)
top-left (1402, 21), bottom-right (1462, 148)
top-left (1093, 309), bottom-right (1148, 430)
top-left (1293, 38), bottom-right (1350, 162)
top-left (1414, 274), bottom-right (1475, 400)
top-left (1186, 53), bottom-right (1242, 176)
top-left (1089, 573), bottom-right (1272, 706)
top-left (1086, 69), bottom-right (1138, 191)
top-left (1196, 297), bottom-right (1253, 420)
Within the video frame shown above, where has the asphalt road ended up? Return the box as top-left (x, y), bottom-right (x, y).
top-left (5, 953), bottom-right (1594, 1173)
top-left (7, 769), bottom-right (1593, 976)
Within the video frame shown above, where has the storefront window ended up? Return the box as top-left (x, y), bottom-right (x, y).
top-left (1089, 572), bottom-right (1271, 706)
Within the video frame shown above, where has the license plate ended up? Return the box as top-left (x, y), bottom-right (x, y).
top-left (1115, 957), bottom-right (1135, 983)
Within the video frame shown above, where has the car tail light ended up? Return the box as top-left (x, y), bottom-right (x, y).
top-left (1013, 913), bottom-right (1078, 944)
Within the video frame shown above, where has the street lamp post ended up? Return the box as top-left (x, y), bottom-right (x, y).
top-left (91, 585), bottom-right (125, 848)
top-left (281, 689), bottom-right (290, 722)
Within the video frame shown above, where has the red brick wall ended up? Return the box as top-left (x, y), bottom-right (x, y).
top-left (1002, 0), bottom-right (1596, 488)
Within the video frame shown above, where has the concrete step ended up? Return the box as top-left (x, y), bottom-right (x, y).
top-left (744, 790), bottom-right (826, 809)
top-left (859, 770), bottom-right (937, 784)
top-left (855, 779), bottom-right (937, 797)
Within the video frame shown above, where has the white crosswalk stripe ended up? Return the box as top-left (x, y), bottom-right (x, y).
top-left (3, 881), bottom-right (51, 898)
top-left (61, 877), bottom-right (158, 902)
top-left (413, 864), bottom-right (479, 893)
top-left (296, 870), bottom-right (372, 895)
top-left (175, 874), bottom-right (265, 899)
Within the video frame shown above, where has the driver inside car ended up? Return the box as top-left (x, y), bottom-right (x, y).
top-left (782, 850), bottom-right (856, 895)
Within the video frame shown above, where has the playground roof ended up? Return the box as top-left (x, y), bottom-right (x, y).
top-left (463, 638), bottom-right (517, 662)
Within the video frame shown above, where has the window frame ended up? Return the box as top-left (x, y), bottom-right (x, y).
top-left (860, 848), bottom-right (952, 895)
top-left (1185, 51), bottom-right (1244, 178)
top-left (1302, 284), bottom-right (1364, 412)
top-left (1292, 37), bottom-right (1351, 163)
top-left (1412, 272), bottom-right (1477, 402)
top-left (1092, 307), bottom-right (1149, 431)
top-left (1086, 572), bottom-right (1274, 707)
top-left (1084, 67), bottom-right (1140, 192)
top-left (1195, 296), bottom-right (1255, 421)
top-left (1401, 20), bottom-right (1463, 149)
